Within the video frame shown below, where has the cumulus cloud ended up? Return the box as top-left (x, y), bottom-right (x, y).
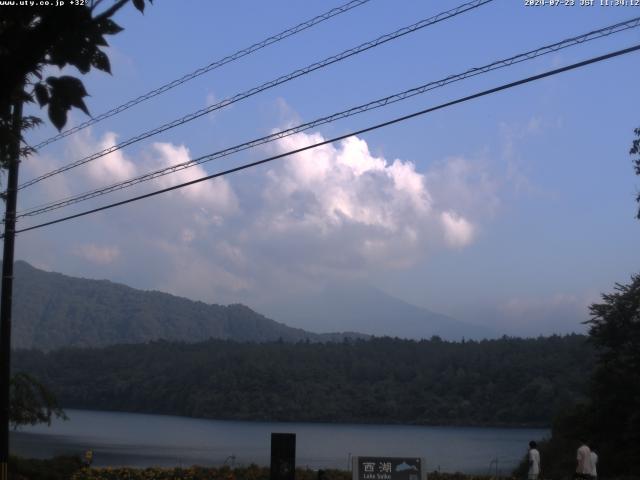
top-left (71, 131), bottom-right (137, 183)
top-left (257, 132), bottom-right (438, 271)
top-left (18, 125), bottom-right (498, 305)
top-left (18, 150), bottom-right (74, 212)
top-left (147, 142), bottom-right (239, 220)
top-left (266, 134), bottom-right (430, 225)
top-left (252, 131), bottom-right (498, 274)
top-left (441, 211), bottom-right (474, 248)
top-left (425, 155), bottom-right (500, 217)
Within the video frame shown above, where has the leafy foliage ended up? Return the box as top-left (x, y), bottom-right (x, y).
top-left (0, 0), bottom-right (151, 437)
top-left (631, 127), bottom-right (640, 218)
top-left (8, 455), bottom-right (83, 480)
top-left (72, 466), bottom-right (502, 480)
top-left (0, 0), bottom-right (152, 169)
top-left (584, 274), bottom-right (640, 475)
top-left (42, 76), bottom-right (90, 131)
top-left (9, 373), bottom-right (66, 428)
top-left (7, 459), bottom-right (500, 480)
top-left (512, 404), bottom-right (591, 480)
top-left (14, 335), bottom-right (593, 427)
top-left (518, 275), bottom-right (640, 478)
top-left (6, 456), bottom-right (517, 480)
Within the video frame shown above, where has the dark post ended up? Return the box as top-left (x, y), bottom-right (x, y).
top-left (0, 99), bottom-right (23, 480)
top-left (270, 432), bottom-right (296, 480)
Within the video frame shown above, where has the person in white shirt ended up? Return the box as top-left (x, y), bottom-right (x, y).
top-left (576, 441), bottom-right (593, 479)
top-left (528, 440), bottom-right (541, 480)
top-left (590, 448), bottom-right (598, 480)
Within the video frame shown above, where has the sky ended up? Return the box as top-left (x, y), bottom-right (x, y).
top-left (13, 0), bottom-right (640, 337)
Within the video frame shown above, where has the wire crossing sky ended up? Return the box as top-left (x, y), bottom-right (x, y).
top-left (15, 15), bottom-right (640, 219)
top-left (15, 1), bottom-right (640, 337)
top-left (18, 0), bottom-right (494, 190)
top-left (31, 0), bottom-right (373, 150)
top-left (12, 43), bottom-right (640, 237)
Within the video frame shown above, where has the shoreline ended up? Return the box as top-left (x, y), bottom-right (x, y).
top-left (25, 406), bottom-right (554, 430)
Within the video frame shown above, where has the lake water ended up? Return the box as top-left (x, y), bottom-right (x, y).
top-left (11, 409), bottom-right (548, 475)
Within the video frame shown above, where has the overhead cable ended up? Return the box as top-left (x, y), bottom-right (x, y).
top-left (19, 0), bottom-right (494, 190)
top-left (16, 15), bottom-right (640, 219)
top-left (32, 0), bottom-right (373, 150)
top-left (10, 43), bottom-right (640, 237)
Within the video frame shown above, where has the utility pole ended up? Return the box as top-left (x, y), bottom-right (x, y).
top-left (0, 99), bottom-right (23, 480)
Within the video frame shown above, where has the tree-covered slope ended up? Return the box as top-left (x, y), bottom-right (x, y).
top-left (8, 261), bottom-right (359, 349)
top-left (14, 335), bottom-right (594, 427)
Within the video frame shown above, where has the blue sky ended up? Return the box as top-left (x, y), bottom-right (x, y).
top-left (16, 0), bottom-right (640, 336)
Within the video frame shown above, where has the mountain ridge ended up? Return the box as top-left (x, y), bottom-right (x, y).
top-left (260, 280), bottom-right (494, 340)
top-left (7, 261), bottom-right (366, 350)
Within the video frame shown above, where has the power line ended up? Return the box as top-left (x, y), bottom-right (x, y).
top-left (18, 0), bottom-right (494, 190)
top-left (9, 43), bottom-right (640, 237)
top-left (16, 15), bottom-right (640, 219)
top-left (31, 0), bottom-right (373, 150)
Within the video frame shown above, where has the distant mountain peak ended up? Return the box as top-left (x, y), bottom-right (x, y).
top-left (260, 279), bottom-right (494, 341)
top-left (8, 261), bottom-right (365, 351)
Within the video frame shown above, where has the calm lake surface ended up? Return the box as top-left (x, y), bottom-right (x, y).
top-left (11, 409), bottom-right (548, 474)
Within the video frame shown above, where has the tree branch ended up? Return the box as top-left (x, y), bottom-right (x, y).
top-left (94, 0), bottom-right (129, 21)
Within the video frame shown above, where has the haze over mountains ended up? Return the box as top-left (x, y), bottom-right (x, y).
top-left (8, 261), bottom-right (492, 350)
top-left (9, 261), bottom-right (358, 350)
top-left (260, 281), bottom-right (494, 340)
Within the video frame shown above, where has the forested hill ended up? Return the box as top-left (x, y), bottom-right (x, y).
top-left (7, 261), bottom-right (365, 350)
top-left (14, 335), bottom-right (594, 427)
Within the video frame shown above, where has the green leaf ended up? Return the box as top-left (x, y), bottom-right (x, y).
top-left (34, 83), bottom-right (50, 107)
top-left (21, 90), bottom-right (35, 104)
top-left (70, 97), bottom-right (90, 116)
top-left (132, 0), bottom-right (145, 13)
top-left (47, 100), bottom-right (67, 132)
top-left (91, 50), bottom-right (111, 74)
top-left (21, 116), bottom-right (44, 130)
top-left (50, 75), bottom-right (89, 98)
top-left (94, 34), bottom-right (109, 47)
top-left (72, 46), bottom-right (93, 74)
top-left (100, 18), bottom-right (124, 35)
top-left (46, 76), bottom-right (91, 129)
top-left (10, 373), bottom-right (67, 428)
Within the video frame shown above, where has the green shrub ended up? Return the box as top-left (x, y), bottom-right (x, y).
top-left (9, 455), bottom-right (84, 480)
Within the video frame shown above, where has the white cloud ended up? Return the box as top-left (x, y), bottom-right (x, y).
top-left (148, 142), bottom-right (239, 220)
top-left (74, 243), bottom-right (120, 265)
top-left (425, 156), bottom-right (500, 217)
top-left (71, 131), bottom-right (137, 183)
top-left (265, 132), bottom-right (432, 231)
top-left (441, 211), bottom-right (474, 248)
top-left (18, 125), bottom-right (499, 306)
top-left (18, 150), bottom-right (73, 212)
top-left (251, 131), bottom-right (493, 276)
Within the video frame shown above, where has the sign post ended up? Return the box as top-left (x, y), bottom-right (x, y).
top-left (353, 457), bottom-right (426, 480)
top-left (270, 433), bottom-right (296, 480)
